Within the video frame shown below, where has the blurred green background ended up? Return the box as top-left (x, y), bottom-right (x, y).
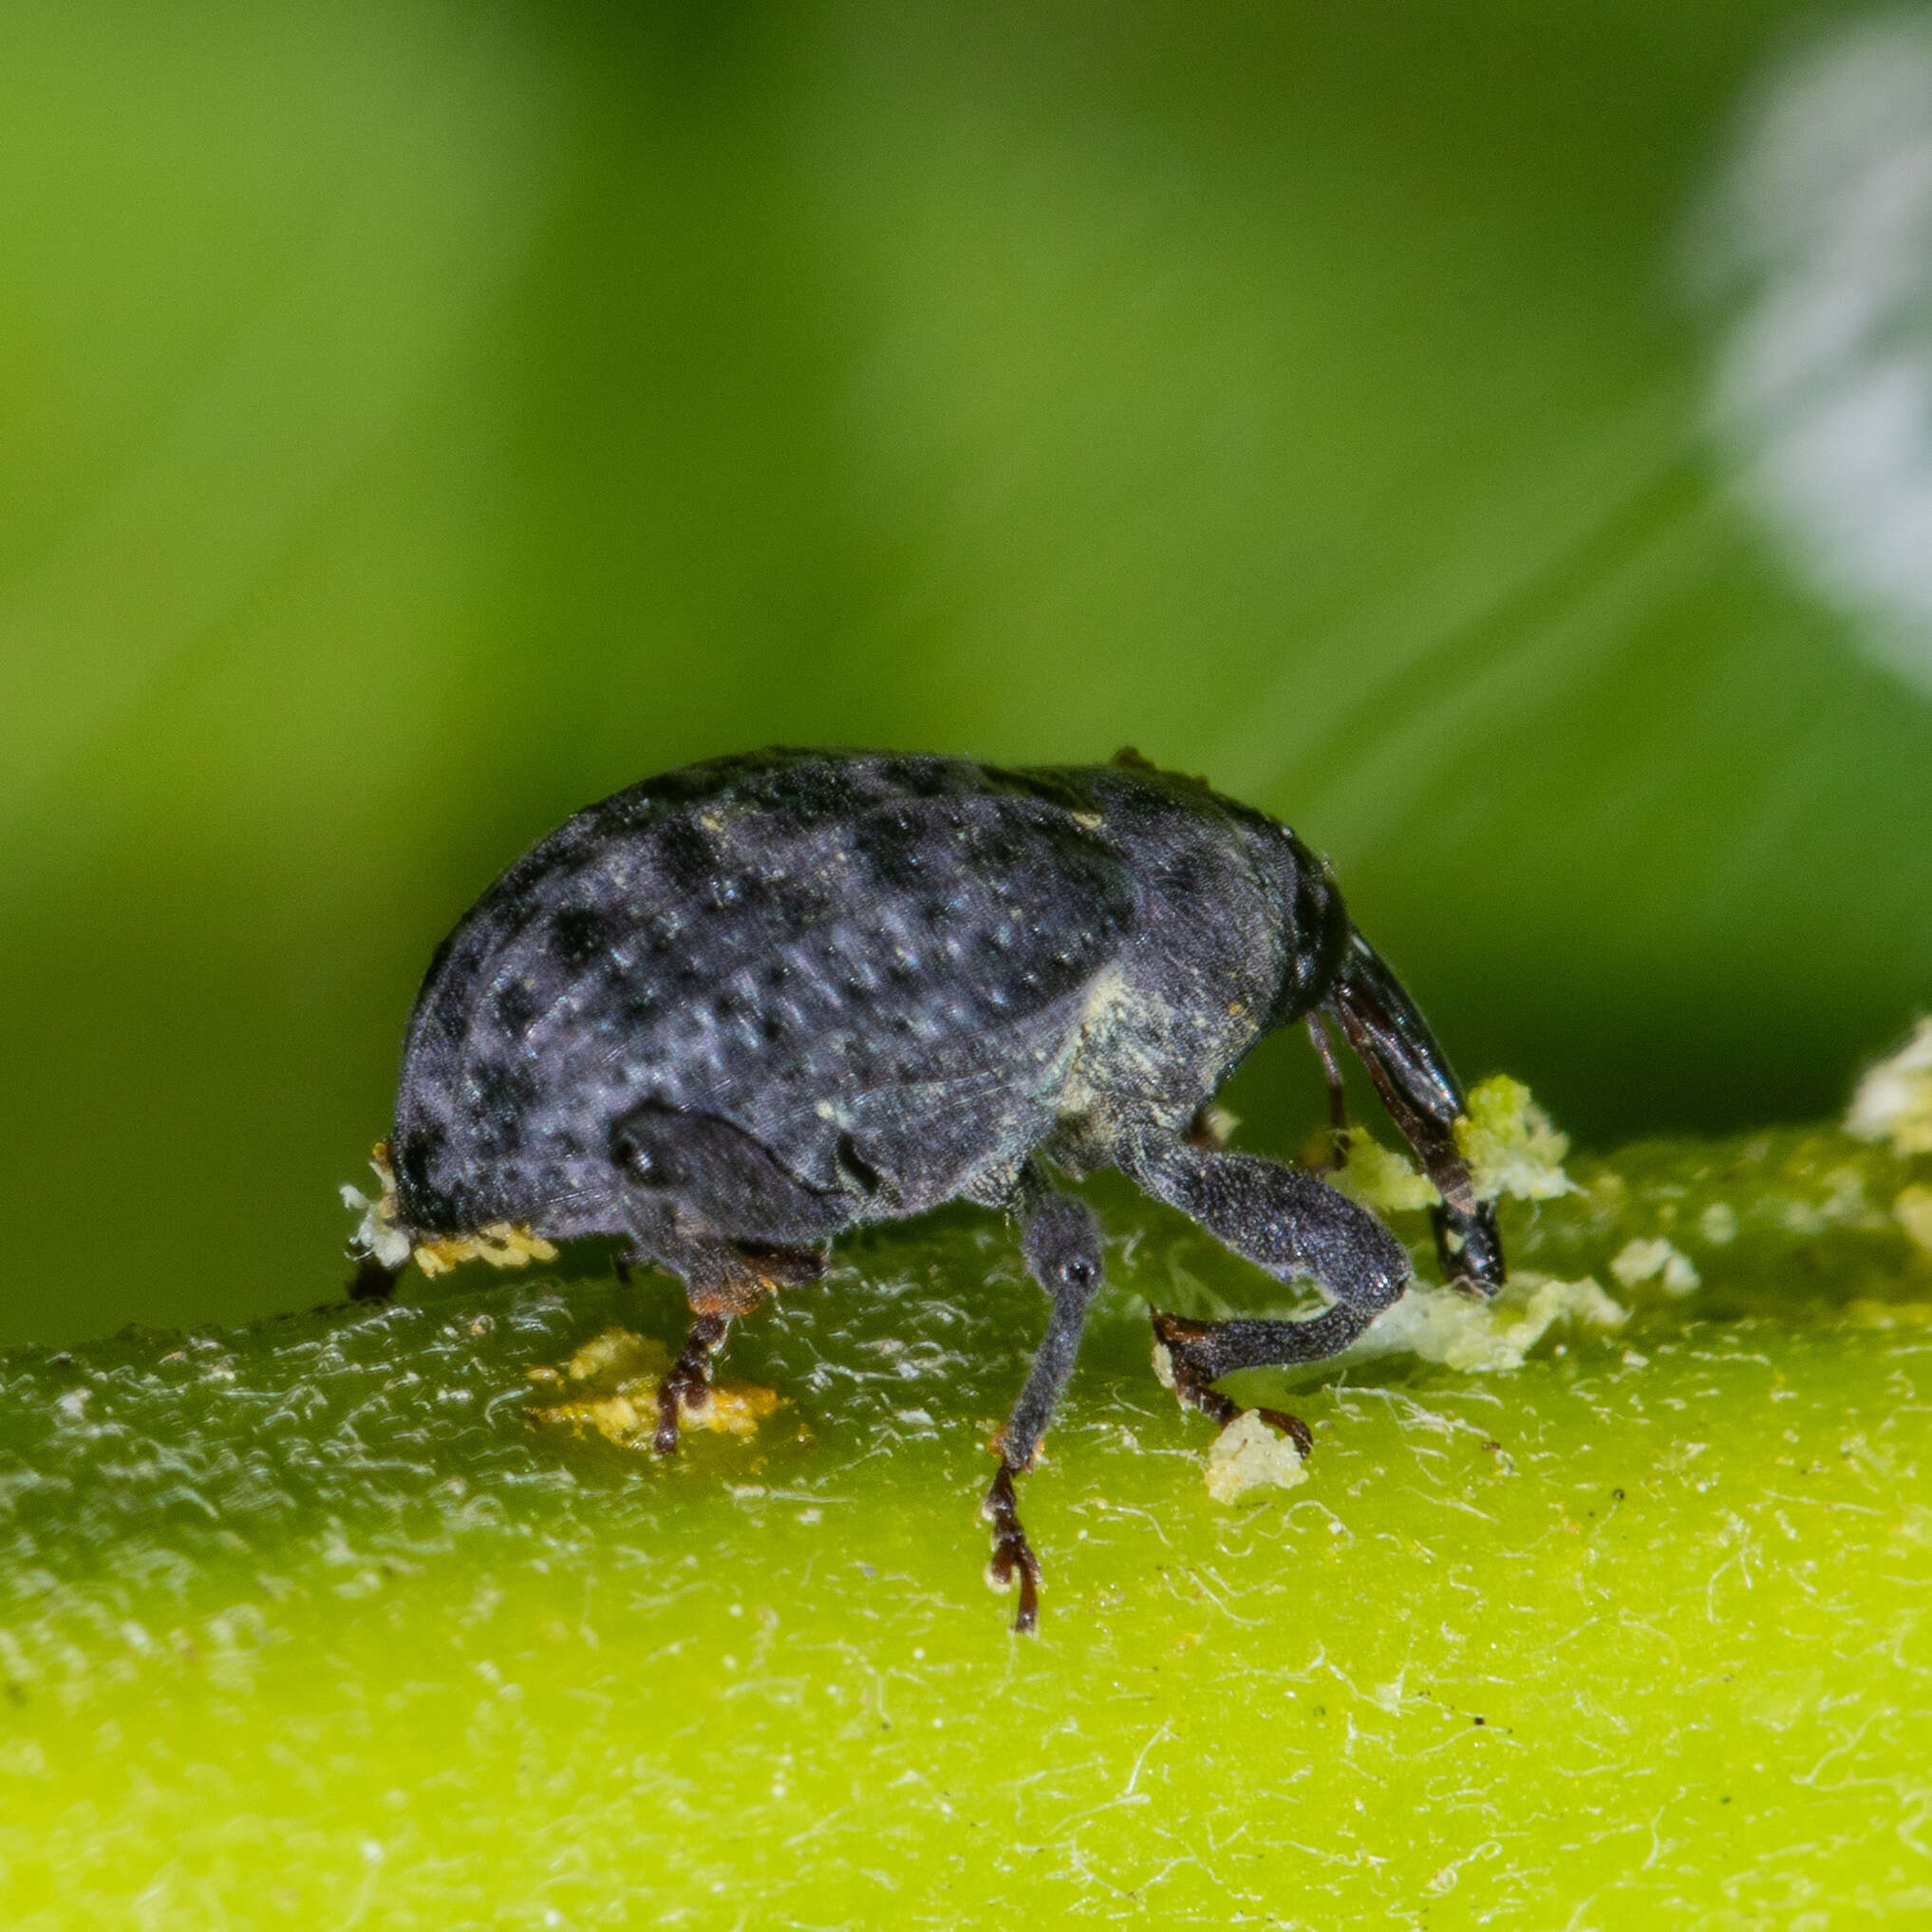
top-left (4, 0), bottom-right (1930, 1347)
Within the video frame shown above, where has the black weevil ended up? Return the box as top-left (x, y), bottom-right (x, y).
top-left (355, 748), bottom-right (1504, 1631)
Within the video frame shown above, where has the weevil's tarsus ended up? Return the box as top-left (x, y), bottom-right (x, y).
top-left (655, 1310), bottom-right (731, 1455)
top-left (982, 1464), bottom-right (1041, 1635)
top-left (528, 1326), bottom-right (781, 1450)
top-left (627, 1236), bottom-right (819, 1454)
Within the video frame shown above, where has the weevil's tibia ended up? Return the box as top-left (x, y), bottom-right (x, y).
top-left (983, 1172), bottom-right (1108, 1633)
top-left (1322, 929), bottom-right (1505, 1294)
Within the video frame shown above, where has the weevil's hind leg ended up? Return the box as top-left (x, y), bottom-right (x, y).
top-left (657, 1307), bottom-right (730, 1454)
top-left (1304, 1011), bottom-right (1351, 1174)
top-left (983, 1173), bottom-right (1108, 1634)
top-left (610, 1102), bottom-right (848, 1452)
top-left (1118, 1131), bottom-right (1411, 1453)
top-left (643, 1235), bottom-right (828, 1455)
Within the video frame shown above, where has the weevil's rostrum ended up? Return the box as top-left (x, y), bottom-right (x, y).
top-left (366, 748), bottom-right (1503, 1630)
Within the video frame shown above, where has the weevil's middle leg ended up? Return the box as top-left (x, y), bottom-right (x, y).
top-left (1121, 1131), bottom-right (1410, 1454)
top-left (983, 1172), bottom-right (1107, 1634)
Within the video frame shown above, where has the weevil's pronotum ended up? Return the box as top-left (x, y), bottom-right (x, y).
top-left (351, 748), bottom-right (1504, 1630)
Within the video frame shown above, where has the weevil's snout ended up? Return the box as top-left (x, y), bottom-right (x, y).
top-left (1434, 1199), bottom-right (1506, 1299)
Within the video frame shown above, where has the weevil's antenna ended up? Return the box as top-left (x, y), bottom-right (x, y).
top-left (1304, 1010), bottom-right (1351, 1172)
top-left (1321, 929), bottom-right (1505, 1295)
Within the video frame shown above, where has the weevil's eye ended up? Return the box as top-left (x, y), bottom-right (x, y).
top-left (611, 1130), bottom-right (656, 1180)
top-left (1062, 1256), bottom-right (1098, 1289)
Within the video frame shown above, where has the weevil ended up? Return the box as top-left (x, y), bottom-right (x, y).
top-left (354, 748), bottom-right (1504, 1631)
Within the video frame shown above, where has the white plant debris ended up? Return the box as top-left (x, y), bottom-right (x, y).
top-left (340, 1139), bottom-right (556, 1277)
top-left (1896, 1185), bottom-right (1932, 1258)
top-left (1355, 1271), bottom-right (1626, 1375)
top-left (1846, 1019), bottom-right (1932, 1156)
top-left (1455, 1077), bottom-right (1577, 1203)
top-left (1610, 1236), bottom-right (1703, 1297)
top-left (1698, 1201), bottom-right (1738, 1247)
top-left (1204, 1410), bottom-right (1307, 1503)
top-left (339, 1146), bottom-right (413, 1271)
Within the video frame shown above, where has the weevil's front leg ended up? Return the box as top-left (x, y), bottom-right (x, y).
top-left (984, 1177), bottom-right (1107, 1634)
top-left (1118, 1132), bottom-right (1410, 1453)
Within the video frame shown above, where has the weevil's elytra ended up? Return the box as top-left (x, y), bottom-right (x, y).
top-left (366, 747), bottom-right (1505, 1632)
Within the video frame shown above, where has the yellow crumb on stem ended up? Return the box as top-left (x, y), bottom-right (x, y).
top-left (527, 1326), bottom-right (780, 1451)
top-left (1203, 1411), bottom-right (1307, 1503)
top-left (1454, 1076), bottom-right (1576, 1203)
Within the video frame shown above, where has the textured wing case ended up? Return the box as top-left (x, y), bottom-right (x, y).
top-left (394, 753), bottom-right (1138, 1235)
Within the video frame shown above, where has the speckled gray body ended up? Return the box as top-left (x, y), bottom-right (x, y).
top-left (395, 750), bottom-right (1337, 1244)
top-left (387, 747), bottom-right (1502, 1631)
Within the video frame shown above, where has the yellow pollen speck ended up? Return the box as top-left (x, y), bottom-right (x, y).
top-left (528, 1326), bottom-right (780, 1451)
top-left (413, 1223), bottom-right (558, 1277)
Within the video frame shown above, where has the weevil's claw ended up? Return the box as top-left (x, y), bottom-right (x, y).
top-left (652, 1379), bottom-right (683, 1456)
top-left (982, 1464), bottom-right (1042, 1635)
top-left (1256, 1407), bottom-right (1315, 1458)
top-left (654, 1311), bottom-right (728, 1455)
top-left (1152, 1312), bottom-right (1316, 1458)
